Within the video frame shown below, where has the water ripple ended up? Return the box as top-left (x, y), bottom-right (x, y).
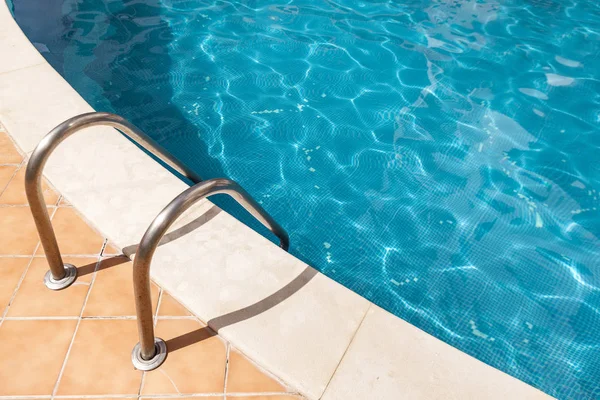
top-left (10, 0), bottom-right (600, 397)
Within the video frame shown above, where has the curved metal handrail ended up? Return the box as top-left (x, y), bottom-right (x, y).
top-left (131, 178), bottom-right (289, 370)
top-left (25, 112), bottom-right (202, 290)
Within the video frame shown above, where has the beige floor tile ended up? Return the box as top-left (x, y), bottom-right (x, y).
top-left (227, 349), bottom-right (287, 394)
top-left (0, 132), bottom-right (23, 164)
top-left (141, 319), bottom-right (227, 395)
top-left (0, 165), bottom-right (59, 205)
top-left (83, 256), bottom-right (158, 316)
top-left (57, 319), bottom-right (142, 395)
top-left (0, 319), bottom-right (77, 396)
top-left (0, 165), bottom-right (17, 192)
top-left (0, 206), bottom-right (40, 255)
top-left (0, 257), bottom-right (30, 313)
top-left (159, 291), bottom-right (192, 317)
top-left (7, 256), bottom-right (96, 317)
top-left (37, 207), bottom-right (104, 255)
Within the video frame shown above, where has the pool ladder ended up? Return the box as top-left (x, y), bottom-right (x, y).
top-left (25, 112), bottom-right (290, 371)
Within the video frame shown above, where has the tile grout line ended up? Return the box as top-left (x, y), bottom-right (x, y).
top-left (319, 303), bottom-right (372, 399)
top-left (50, 245), bottom-right (103, 399)
top-left (138, 286), bottom-right (165, 398)
top-left (224, 343), bottom-right (299, 396)
top-left (154, 288), bottom-right (164, 324)
top-left (0, 148), bottom-right (305, 400)
top-left (33, 200), bottom-right (58, 254)
top-left (2, 125), bottom-right (309, 400)
top-left (0, 254), bottom-right (35, 327)
top-left (0, 157), bottom-right (24, 200)
top-left (0, 205), bottom-right (58, 326)
top-left (0, 128), bottom-right (25, 153)
top-left (99, 238), bottom-right (109, 258)
top-left (223, 342), bottom-right (231, 399)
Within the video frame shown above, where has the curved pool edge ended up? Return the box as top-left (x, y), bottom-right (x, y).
top-left (0, 2), bottom-right (553, 399)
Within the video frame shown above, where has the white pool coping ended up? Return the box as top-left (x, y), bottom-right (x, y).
top-left (0, 2), bottom-right (553, 399)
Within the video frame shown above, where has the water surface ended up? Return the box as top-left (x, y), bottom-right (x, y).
top-left (10, 0), bottom-right (600, 397)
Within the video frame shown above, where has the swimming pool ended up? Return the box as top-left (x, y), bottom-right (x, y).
top-left (9, 0), bottom-right (600, 397)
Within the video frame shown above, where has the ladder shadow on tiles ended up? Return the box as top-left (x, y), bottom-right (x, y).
top-left (167, 266), bottom-right (318, 355)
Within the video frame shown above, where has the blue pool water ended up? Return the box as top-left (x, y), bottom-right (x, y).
top-left (9, 0), bottom-right (600, 397)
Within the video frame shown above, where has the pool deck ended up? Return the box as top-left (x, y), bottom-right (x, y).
top-left (0, 1), bottom-right (553, 399)
top-left (0, 125), bottom-right (303, 399)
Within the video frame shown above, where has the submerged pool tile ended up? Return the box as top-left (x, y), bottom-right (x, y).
top-left (0, 319), bottom-right (77, 396)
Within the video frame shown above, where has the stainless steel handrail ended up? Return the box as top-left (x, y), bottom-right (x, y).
top-left (25, 112), bottom-right (202, 290)
top-left (131, 178), bottom-right (289, 370)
